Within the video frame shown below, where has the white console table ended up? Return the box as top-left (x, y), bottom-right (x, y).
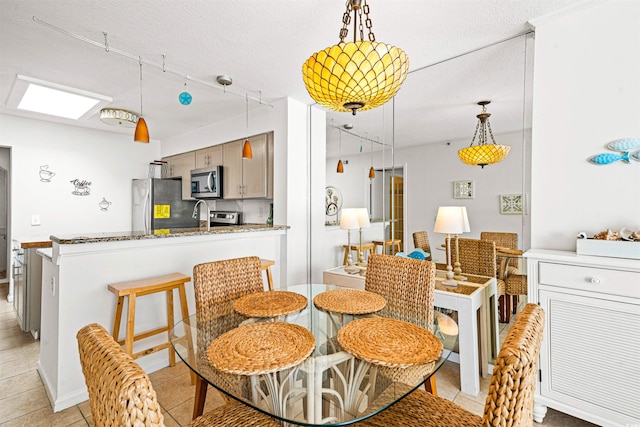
top-left (323, 266), bottom-right (498, 396)
top-left (525, 249), bottom-right (640, 427)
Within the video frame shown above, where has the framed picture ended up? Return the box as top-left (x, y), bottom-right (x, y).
top-left (500, 194), bottom-right (524, 215)
top-left (453, 180), bottom-right (474, 199)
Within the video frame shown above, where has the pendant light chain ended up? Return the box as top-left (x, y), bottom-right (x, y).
top-left (339, 0), bottom-right (376, 43)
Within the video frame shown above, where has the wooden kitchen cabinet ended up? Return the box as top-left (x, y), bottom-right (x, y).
top-left (163, 151), bottom-right (195, 200)
top-left (222, 133), bottom-right (269, 199)
top-left (195, 145), bottom-right (223, 169)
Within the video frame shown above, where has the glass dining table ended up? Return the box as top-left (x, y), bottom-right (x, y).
top-left (169, 283), bottom-right (458, 426)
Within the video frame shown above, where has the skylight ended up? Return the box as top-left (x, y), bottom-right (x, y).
top-left (6, 75), bottom-right (112, 121)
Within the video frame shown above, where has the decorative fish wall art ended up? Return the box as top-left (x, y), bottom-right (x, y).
top-left (588, 138), bottom-right (640, 165)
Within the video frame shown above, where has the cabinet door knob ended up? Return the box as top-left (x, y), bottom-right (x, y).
top-left (589, 277), bottom-right (601, 285)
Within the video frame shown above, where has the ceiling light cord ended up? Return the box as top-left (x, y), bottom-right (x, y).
top-left (138, 57), bottom-right (143, 117)
top-left (32, 16), bottom-right (273, 108)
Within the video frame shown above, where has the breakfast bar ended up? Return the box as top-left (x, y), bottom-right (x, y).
top-left (37, 225), bottom-right (287, 412)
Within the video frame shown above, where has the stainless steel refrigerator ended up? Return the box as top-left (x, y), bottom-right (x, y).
top-left (132, 178), bottom-right (199, 233)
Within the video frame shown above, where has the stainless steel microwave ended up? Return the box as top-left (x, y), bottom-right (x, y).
top-left (190, 166), bottom-right (223, 198)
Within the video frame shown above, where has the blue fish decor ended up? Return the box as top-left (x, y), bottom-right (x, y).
top-left (589, 138), bottom-right (640, 165)
top-left (607, 138), bottom-right (640, 152)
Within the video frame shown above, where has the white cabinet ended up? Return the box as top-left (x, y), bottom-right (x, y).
top-left (195, 145), bottom-right (222, 169)
top-left (223, 133), bottom-right (269, 199)
top-left (163, 152), bottom-right (195, 200)
top-left (525, 249), bottom-right (640, 427)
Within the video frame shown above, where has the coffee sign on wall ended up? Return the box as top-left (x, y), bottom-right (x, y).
top-left (70, 179), bottom-right (92, 196)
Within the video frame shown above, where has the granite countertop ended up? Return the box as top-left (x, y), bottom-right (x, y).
top-left (50, 224), bottom-right (289, 245)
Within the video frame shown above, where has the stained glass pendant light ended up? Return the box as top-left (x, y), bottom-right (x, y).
top-left (134, 57), bottom-right (149, 143)
top-left (302, 0), bottom-right (409, 116)
top-left (458, 101), bottom-right (510, 168)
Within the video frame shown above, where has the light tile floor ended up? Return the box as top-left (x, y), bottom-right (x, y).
top-left (0, 283), bottom-right (596, 426)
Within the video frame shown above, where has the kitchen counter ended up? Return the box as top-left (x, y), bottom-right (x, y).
top-left (49, 224), bottom-right (288, 244)
top-left (20, 240), bottom-right (52, 249)
top-left (39, 223), bottom-right (288, 412)
top-left (13, 236), bottom-right (53, 248)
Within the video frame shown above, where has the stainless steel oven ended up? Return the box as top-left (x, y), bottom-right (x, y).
top-left (209, 211), bottom-right (241, 227)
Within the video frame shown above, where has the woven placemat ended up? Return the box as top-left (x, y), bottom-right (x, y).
top-left (233, 291), bottom-right (308, 318)
top-left (337, 317), bottom-right (443, 368)
top-left (313, 289), bottom-right (386, 315)
top-left (207, 322), bottom-right (315, 375)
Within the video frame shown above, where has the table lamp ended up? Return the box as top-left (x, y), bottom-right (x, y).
top-left (355, 207), bottom-right (371, 266)
top-left (453, 207), bottom-right (471, 281)
top-left (434, 206), bottom-right (465, 286)
top-left (340, 208), bottom-right (359, 266)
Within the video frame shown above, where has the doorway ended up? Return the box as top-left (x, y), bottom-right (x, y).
top-left (369, 166), bottom-right (405, 253)
top-left (390, 175), bottom-right (403, 251)
top-left (0, 160), bottom-right (7, 284)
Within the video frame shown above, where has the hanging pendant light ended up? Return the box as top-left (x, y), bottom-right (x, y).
top-left (337, 129), bottom-right (344, 173)
top-left (368, 135), bottom-right (375, 179)
top-left (458, 101), bottom-right (510, 168)
top-left (302, 0), bottom-right (409, 116)
top-left (134, 57), bottom-right (149, 143)
top-left (242, 95), bottom-right (253, 159)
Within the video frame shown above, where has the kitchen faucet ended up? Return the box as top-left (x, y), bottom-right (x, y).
top-left (192, 200), bottom-right (211, 231)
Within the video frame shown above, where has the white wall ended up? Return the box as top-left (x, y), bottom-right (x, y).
top-left (327, 129), bottom-right (528, 260)
top-left (530, 0), bottom-right (640, 249)
top-left (0, 115), bottom-right (160, 240)
top-left (162, 97), bottom-right (313, 285)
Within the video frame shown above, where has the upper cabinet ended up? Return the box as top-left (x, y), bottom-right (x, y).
top-left (163, 151), bottom-right (195, 200)
top-left (164, 131), bottom-right (273, 201)
top-left (223, 133), bottom-right (271, 199)
top-left (195, 145), bottom-right (223, 169)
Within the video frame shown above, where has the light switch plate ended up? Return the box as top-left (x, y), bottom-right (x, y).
top-left (31, 214), bottom-right (41, 226)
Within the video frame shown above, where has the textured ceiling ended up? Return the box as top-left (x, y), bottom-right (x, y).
top-left (0, 0), bottom-right (587, 154)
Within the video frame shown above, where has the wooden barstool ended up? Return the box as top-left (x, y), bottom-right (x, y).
top-left (108, 272), bottom-right (193, 373)
top-left (260, 259), bottom-right (275, 291)
top-left (372, 239), bottom-right (402, 255)
top-left (342, 242), bottom-right (375, 265)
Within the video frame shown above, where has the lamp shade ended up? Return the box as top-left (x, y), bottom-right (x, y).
top-left (340, 208), bottom-right (359, 230)
top-left (458, 144), bottom-right (510, 167)
top-left (356, 208), bottom-right (370, 228)
top-left (302, 41), bottom-right (409, 115)
top-left (434, 206), bottom-right (466, 234)
top-left (242, 139), bottom-right (253, 159)
top-left (134, 117), bottom-right (149, 143)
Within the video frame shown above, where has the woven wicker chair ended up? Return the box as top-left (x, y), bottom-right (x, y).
top-left (191, 256), bottom-right (266, 418)
top-left (364, 254), bottom-right (438, 395)
top-left (352, 303), bottom-right (545, 427)
top-left (412, 231), bottom-right (433, 261)
top-left (480, 232), bottom-right (528, 322)
top-left (77, 323), bottom-right (279, 427)
top-left (449, 237), bottom-right (507, 321)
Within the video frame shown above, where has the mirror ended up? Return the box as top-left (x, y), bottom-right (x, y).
top-left (316, 33), bottom-right (533, 360)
